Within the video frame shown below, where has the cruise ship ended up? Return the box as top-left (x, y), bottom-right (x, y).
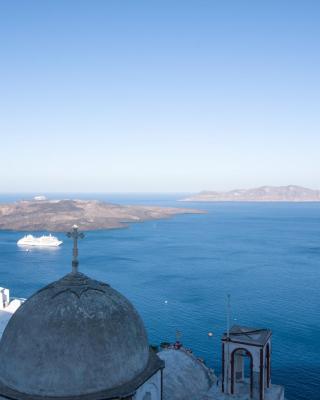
top-left (17, 234), bottom-right (63, 247)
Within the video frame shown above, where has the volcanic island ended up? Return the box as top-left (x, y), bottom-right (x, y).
top-left (0, 199), bottom-right (205, 232)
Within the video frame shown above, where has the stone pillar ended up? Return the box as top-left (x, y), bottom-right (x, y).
top-left (252, 371), bottom-right (260, 399)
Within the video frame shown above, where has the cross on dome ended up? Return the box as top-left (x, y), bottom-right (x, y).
top-left (66, 225), bottom-right (85, 273)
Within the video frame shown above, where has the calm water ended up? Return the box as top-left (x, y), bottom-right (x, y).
top-left (0, 194), bottom-right (319, 400)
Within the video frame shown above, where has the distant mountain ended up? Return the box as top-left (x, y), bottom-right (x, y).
top-left (181, 185), bottom-right (320, 202)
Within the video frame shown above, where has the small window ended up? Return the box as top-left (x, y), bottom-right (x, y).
top-left (143, 392), bottom-right (152, 400)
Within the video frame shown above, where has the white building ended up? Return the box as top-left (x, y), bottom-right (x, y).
top-left (0, 287), bottom-right (23, 340)
top-left (219, 325), bottom-right (284, 400)
top-left (155, 329), bottom-right (284, 400)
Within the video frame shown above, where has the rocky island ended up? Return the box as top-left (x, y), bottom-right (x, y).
top-left (0, 199), bottom-right (204, 231)
top-left (182, 185), bottom-right (320, 202)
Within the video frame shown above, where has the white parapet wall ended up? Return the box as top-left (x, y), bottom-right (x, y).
top-left (0, 288), bottom-right (10, 310)
top-left (0, 289), bottom-right (24, 339)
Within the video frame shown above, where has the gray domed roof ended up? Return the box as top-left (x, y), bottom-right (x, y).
top-left (158, 348), bottom-right (214, 400)
top-left (0, 272), bottom-right (163, 400)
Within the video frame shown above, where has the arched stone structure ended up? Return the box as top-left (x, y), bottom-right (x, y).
top-left (221, 325), bottom-right (272, 400)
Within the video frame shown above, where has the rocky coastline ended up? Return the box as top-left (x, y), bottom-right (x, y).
top-left (0, 199), bottom-right (205, 232)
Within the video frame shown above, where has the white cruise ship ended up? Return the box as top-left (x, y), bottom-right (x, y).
top-left (17, 234), bottom-right (62, 247)
top-left (33, 195), bottom-right (47, 201)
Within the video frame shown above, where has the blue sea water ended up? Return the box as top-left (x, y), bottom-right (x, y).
top-left (0, 194), bottom-right (319, 400)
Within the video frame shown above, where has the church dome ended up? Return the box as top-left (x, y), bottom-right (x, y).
top-left (158, 348), bottom-right (214, 400)
top-left (0, 272), bottom-right (162, 400)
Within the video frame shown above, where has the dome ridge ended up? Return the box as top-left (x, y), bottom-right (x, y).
top-left (37, 272), bottom-right (110, 300)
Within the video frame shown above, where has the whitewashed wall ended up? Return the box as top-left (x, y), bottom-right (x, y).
top-left (134, 370), bottom-right (162, 400)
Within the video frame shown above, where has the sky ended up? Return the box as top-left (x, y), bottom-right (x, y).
top-left (0, 1), bottom-right (319, 193)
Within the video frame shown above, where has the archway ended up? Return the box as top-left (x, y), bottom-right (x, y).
top-left (231, 348), bottom-right (253, 398)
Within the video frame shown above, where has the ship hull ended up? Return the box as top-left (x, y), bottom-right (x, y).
top-left (17, 241), bottom-right (62, 247)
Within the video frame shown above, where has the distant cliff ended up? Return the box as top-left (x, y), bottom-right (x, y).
top-left (181, 185), bottom-right (320, 202)
top-left (0, 199), bottom-right (204, 231)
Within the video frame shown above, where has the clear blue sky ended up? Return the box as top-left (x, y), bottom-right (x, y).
top-left (1, 1), bottom-right (319, 192)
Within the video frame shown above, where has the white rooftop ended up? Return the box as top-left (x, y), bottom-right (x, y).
top-left (205, 382), bottom-right (285, 400)
top-left (158, 348), bottom-right (215, 400)
top-left (158, 347), bottom-right (285, 400)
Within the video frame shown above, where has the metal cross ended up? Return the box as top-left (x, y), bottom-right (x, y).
top-left (67, 225), bottom-right (84, 274)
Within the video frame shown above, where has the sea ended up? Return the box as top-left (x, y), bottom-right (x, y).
top-left (0, 193), bottom-right (319, 400)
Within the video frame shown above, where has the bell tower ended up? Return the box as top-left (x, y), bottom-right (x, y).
top-left (221, 325), bottom-right (272, 400)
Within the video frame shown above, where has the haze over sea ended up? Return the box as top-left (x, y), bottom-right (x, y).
top-left (0, 194), bottom-right (319, 400)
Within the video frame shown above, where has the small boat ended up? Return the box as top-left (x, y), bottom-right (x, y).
top-left (17, 234), bottom-right (62, 247)
top-left (33, 195), bottom-right (47, 201)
